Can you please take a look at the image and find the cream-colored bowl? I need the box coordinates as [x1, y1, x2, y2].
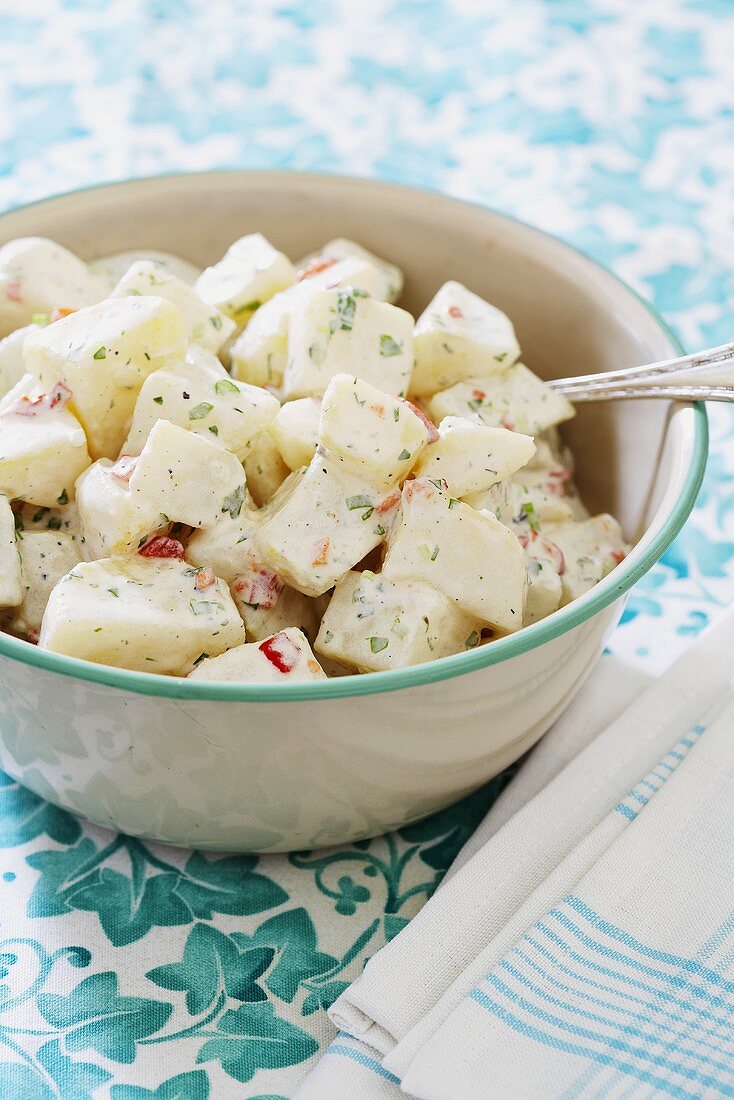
[0, 172, 707, 851]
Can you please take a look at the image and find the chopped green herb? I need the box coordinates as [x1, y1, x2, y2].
[189, 402, 214, 421]
[308, 344, 325, 365]
[323, 630, 334, 644]
[222, 485, 245, 519]
[107, 587, 119, 598]
[522, 501, 540, 532]
[369, 636, 389, 653]
[153, 395, 164, 405]
[209, 425, 219, 436]
[94, 627, 103, 632]
[93, 346, 106, 360]
[330, 289, 358, 333]
[393, 406, 400, 422]
[48, 517, 62, 531]
[56, 488, 69, 506]
[430, 545, 440, 561]
[31, 312, 49, 326]
[398, 449, 411, 461]
[467, 397, 484, 413]
[210, 315, 222, 331]
[214, 378, 239, 396]
[465, 631, 479, 648]
[346, 494, 372, 510]
[448, 497, 460, 509]
[374, 524, 386, 537]
[193, 652, 210, 665]
[379, 333, 403, 357]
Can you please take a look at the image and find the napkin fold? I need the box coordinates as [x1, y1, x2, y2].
[296, 609, 734, 1099]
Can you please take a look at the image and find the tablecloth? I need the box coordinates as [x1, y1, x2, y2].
[0, 1, 732, 1096]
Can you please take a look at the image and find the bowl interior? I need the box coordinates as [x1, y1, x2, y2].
[0, 172, 684, 546]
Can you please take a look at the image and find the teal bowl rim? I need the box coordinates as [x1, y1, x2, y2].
[0, 169, 708, 702]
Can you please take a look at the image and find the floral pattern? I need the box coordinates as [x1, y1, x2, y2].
[1, 0, 733, 1095]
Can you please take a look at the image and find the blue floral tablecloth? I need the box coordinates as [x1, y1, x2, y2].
[0, 1, 733, 1097]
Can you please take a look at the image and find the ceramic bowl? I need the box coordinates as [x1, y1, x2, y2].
[0, 172, 707, 851]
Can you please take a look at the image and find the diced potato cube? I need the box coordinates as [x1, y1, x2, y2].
[319, 374, 430, 488]
[0, 374, 91, 506]
[427, 364, 575, 435]
[76, 459, 162, 559]
[0, 495, 22, 607]
[284, 289, 414, 399]
[243, 431, 290, 507]
[16, 501, 85, 542]
[0, 237, 104, 337]
[545, 515, 629, 604]
[39, 556, 245, 675]
[229, 289, 296, 389]
[251, 459, 401, 597]
[24, 296, 188, 459]
[316, 571, 481, 672]
[0, 324, 39, 399]
[90, 250, 202, 292]
[270, 397, 321, 471]
[233, 582, 326, 646]
[188, 627, 325, 683]
[382, 478, 526, 632]
[112, 261, 235, 353]
[185, 498, 261, 584]
[410, 281, 520, 396]
[128, 420, 247, 531]
[123, 356, 279, 459]
[524, 558, 563, 625]
[298, 239, 403, 302]
[11, 530, 83, 635]
[412, 416, 535, 497]
[195, 234, 295, 325]
[466, 462, 583, 531]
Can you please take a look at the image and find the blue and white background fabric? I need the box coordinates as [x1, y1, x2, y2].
[0, 1, 732, 1096]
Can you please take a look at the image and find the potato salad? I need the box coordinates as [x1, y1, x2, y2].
[0, 233, 629, 683]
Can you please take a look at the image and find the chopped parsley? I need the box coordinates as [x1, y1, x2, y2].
[56, 488, 69, 506]
[398, 449, 411, 461]
[369, 636, 389, 653]
[222, 485, 245, 519]
[93, 346, 106, 360]
[189, 402, 214, 420]
[379, 334, 403, 357]
[153, 395, 164, 405]
[214, 378, 239, 396]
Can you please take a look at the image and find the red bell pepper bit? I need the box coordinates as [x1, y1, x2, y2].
[4, 281, 22, 303]
[259, 631, 300, 674]
[499, 415, 516, 431]
[12, 380, 73, 417]
[546, 467, 572, 496]
[401, 399, 439, 442]
[448, 305, 463, 318]
[311, 537, 330, 567]
[195, 566, 216, 590]
[138, 535, 186, 560]
[518, 528, 565, 575]
[610, 549, 626, 566]
[375, 488, 402, 513]
[110, 455, 138, 482]
[50, 307, 76, 322]
[27, 629, 40, 645]
[404, 477, 446, 502]
[233, 564, 284, 609]
[297, 256, 338, 281]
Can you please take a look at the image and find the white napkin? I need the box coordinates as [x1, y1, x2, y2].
[296, 610, 734, 1099]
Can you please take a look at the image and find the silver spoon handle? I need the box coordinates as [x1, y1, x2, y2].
[548, 340, 734, 402]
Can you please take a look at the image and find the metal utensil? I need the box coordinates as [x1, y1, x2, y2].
[548, 340, 734, 402]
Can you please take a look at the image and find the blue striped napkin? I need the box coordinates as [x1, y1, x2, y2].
[297, 611, 734, 1098]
